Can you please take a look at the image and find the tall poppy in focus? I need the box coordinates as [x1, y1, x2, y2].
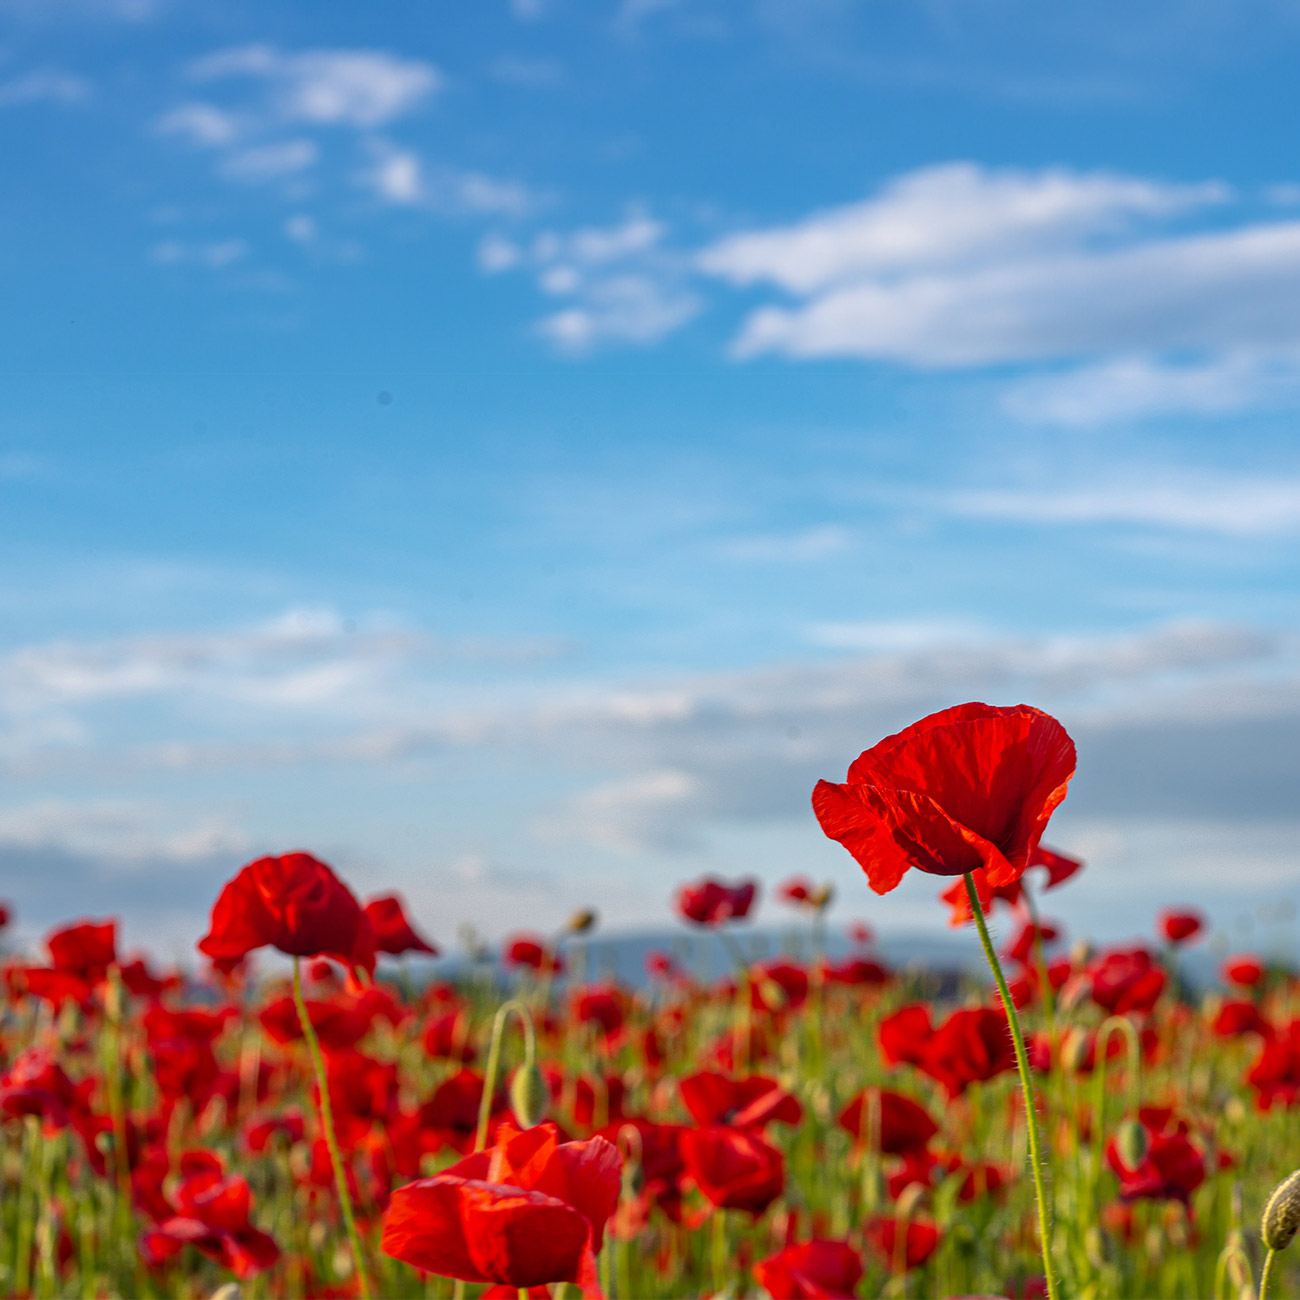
[380, 1120, 621, 1297]
[198, 852, 375, 976]
[812, 703, 1076, 894]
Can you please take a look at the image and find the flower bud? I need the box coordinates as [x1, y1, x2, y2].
[1059, 1026, 1091, 1074]
[809, 883, 834, 911]
[1114, 1119, 1150, 1171]
[895, 1181, 929, 1220]
[510, 1063, 551, 1129]
[1262, 1169, 1300, 1251]
[567, 908, 598, 935]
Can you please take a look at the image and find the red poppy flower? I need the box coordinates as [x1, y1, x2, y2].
[197, 853, 376, 976]
[1030, 843, 1083, 888]
[422, 1011, 476, 1063]
[939, 869, 1024, 926]
[364, 894, 438, 957]
[837, 1087, 938, 1156]
[679, 1072, 802, 1131]
[864, 1215, 942, 1271]
[573, 985, 628, 1039]
[821, 955, 891, 986]
[750, 959, 809, 1013]
[777, 875, 814, 905]
[918, 1007, 1018, 1098]
[1247, 1019, 1300, 1108]
[47, 919, 118, 978]
[1078, 947, 1166, 1015]
[812, 703, 1076, 894]
[505, 935, 565, 975]
[1105, 1126, 1205, 1205]
[846, 920, 874, 946]
[680, 1125, 785, 1215]
[380, 1121, 621, 1297]
[877, 1005, 934, 1068]
[140, 1153, 280, 1279]
[417, 1068, 507, 1155]
[1158, 909, 1204, 945]
[674, 876, 758, 926]
[752, 1238, 863, 1300]
[257, 993, 373, 1051]
[1002, 921, 1061, 967]
[1212, 1000, 1272, 1039]
[1223, 955, 1265, 988]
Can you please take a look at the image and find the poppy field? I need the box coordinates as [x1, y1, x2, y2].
[2, 702, 1298, 1299]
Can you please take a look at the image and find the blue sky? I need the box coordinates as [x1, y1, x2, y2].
[3, 0, 1300, 962]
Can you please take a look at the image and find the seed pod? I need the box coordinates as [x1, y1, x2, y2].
[1262, 1169, 1300, 1251]
[510, 1063, 551, 1129]
[1114, 1119, 1150, 1171]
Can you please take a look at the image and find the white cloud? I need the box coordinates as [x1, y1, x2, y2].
[944, 475, 1300, 536]
[188, 45, 440, 128]
[689, 161, 1300, 416]
[536, 274, 702, 351]
[149, 238, 249, 268]
[1003, 351, 1300, 426]
[284, 213, 317, 243]
[718, 524, 856, 561]
[0, 68, 90, 107]
[362, 141, 422, 203]
[504, 211, 699, 350]
[153, 102, 244, 147]
[219, 138, 318, 183]
[358, 141, 538, 216]
[700, 162, 1225, 294]
[805, 618, 989, 651]
[535, 769, 701, 852]
[728, 218, 1300, 366]
[477, 234, 522, 272]
[490, 56, 565, 87]
[0, 800, 250, 869]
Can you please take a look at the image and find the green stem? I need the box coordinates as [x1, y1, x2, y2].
[292, 957, 372, 1300]
[1261, 1247, 1278, 1300]
[476, 1000, 536, 1152]
[964, 871, 1059, 1300]
[711, 1210, 728, 1294]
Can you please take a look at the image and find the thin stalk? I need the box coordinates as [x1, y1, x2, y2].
[475, 999, 536, 1152]
[710, 1210, 728, 1295]
[292, 956, 372, 1300]
[964, 870, 1058, 1300]
[1261, 1247, 1278, 1300]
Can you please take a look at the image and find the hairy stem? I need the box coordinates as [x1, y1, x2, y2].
[965, 871, 1059, 1300]
[292, 957, 372, 1300]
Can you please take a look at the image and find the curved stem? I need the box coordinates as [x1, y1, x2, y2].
[1261, 1247, 1278, 1300]
[476, 999, 536, 1152]
[292, 957, 372, 1300]
[964, 871, 1059, 1300]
